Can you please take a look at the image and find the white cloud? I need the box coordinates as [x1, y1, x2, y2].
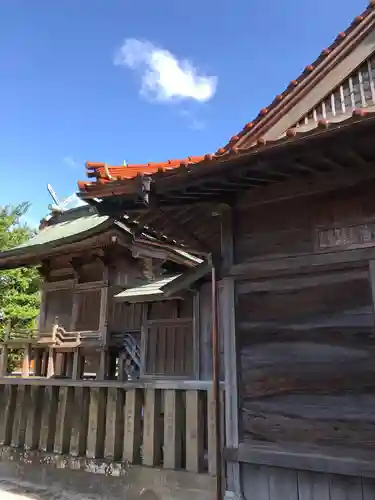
[114, 38, 217, 103]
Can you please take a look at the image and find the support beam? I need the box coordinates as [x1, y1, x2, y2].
[219, 205, 244, 500]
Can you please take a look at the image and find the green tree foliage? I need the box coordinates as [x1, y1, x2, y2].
[0, 203, 41, 369]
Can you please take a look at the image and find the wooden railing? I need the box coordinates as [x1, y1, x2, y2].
[0, 379, 219, 475]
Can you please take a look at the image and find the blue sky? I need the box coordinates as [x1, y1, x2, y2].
[0, 0, 365, 226]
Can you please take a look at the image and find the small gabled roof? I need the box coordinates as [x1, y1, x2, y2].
[216, 1, 375, 155]
[115, 259, 211, 303]
[0, 204, 203, 269]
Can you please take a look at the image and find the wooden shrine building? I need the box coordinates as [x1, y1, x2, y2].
[0, 203, 218, 500]
[76, 3, 375, 499]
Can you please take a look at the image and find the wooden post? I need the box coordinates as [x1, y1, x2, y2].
[0, 320, 11, 377]
[123, 388, 142, 463]
[0, 385, 17, 445]
[34, 349, 43, 376]
[72, 348, 83, 380]
[117, 352, 126, 381]
[185, 390, 204, 472]
[98, 349, 108, 380]
[163, 389, 183, 469]
[21, 344, 31, 377]
[39, 386, 59, 452]
[86, 387, 106, 459]
[219, 205, 244, 500]
[104, 388, 124, 461]
[47, 348, 56, 378]
[142, 389, 162, 466]
[11, 385, 30, 448]
[25, 386, 44, 450]
[70, 387, 90, 456]
[54, 387, 74, 454]
[65, 352, 74, 378]
[0, 345, 8, 377]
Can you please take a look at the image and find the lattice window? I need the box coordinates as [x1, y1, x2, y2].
[294, 51, 375, 128]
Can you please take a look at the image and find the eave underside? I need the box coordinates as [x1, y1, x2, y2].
[88, 116, 375, 254]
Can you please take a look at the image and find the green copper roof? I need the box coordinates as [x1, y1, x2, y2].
[0, 206, 115, 268]
[115, 275, 182, 302]
[16, 213, 110, 250]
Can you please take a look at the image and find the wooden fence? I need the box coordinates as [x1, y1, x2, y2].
[0, 379, 218, 475]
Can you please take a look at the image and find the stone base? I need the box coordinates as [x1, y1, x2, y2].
[0, 447, 216, 500]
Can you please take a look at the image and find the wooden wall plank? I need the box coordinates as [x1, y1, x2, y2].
[0, 385, 17, 446]
[11, 385, 30, 448]
[104, 388, 124, 461]
[86, 387, 107, 459]
[39, 386, 59, 452]
[297, 471, 330, 500]
[70, 387, 90, 457]
[185, 390, 204, 473]
[54, 387, 74, 454]
[123, 388, 142, 463]
[241, 464, 270, 500]
[207, 387, 218, 476]
[25, 386, 44, 450]
[268, 466, 299, 500]
[163, 389, 183, 469]
[142, 389, 162, 467]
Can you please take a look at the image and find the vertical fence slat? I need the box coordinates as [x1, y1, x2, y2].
[207, 387, 217, 476]
[104, 388, 124, 461]
[0, 385, 17, 445]
[185, 390, 205, 472]
[163, 389, 183, 469]
[39, 386, 59, 452]
[86, 387, 107, 459]
[21, 345, 31, 377]
[0, 345, 8, 376]
[143, 388, 162, 466]
[70, 387, 90, 457]
[123, 388, 142, 463]
[25, 386, 44, 450]
[11, 385, 30, 448]
[54, 386, 74, 454]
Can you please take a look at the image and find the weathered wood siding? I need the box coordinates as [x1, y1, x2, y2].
[43, 289, 73, 330]
[242, 463, 375, 500]
[235, 185, 375, 453]
[144, 298, 195, 377]
[235, 185, 375, 264]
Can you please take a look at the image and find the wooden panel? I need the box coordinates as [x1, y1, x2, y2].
[185, 390, 204, 472]
[108, 302, 143, 333]
[145, 321, 194, 377]
[142, 389, 162, 466]
[104, 387, 124, 461]
[238, 272, 375, 452]
[25, 386, 44, 450]
[75, 290, 101, 331]
[43, 288, 74, 330]
[0, 385, 17, 445]
[70, 387, 90, 457]
[86, 387, 106, 459]
[123, 388, 142, 463]
[235, 186, 375, 265]
[163, 389, 183, 469]
[11, 385, 31, 448]
[241, 464, 375, 500]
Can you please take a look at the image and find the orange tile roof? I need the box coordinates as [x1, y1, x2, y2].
[78, 2, 375, 197]
[78, 156, 208, 193]
[216, 0, 375, 154]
